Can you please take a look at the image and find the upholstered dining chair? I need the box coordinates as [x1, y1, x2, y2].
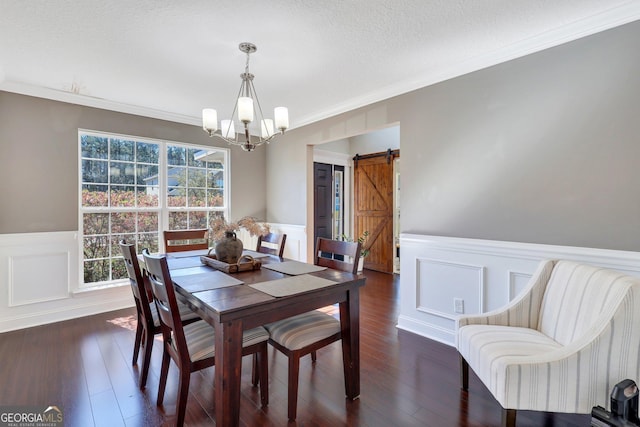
[256, 232, 287, 257]
[119, 241, 200, 389]
[163, 229, 209, 253]
[142, 249, 270, 427]
[264, 237, 362, 420]
[457, 260, 640, 427]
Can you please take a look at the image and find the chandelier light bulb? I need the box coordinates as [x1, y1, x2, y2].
[274, 107, 289, 131]
[202, 109, 218, 134]
[237, 97, 254, 123]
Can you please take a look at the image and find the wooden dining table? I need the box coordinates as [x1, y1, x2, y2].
[158, 250, 366, 427]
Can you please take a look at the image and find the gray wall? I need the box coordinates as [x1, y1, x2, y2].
[267, 20, 640, 251]
[0, 92, 267, 234]
[350, 126, 399, 154]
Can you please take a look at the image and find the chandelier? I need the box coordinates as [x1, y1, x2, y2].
[202, 42, 289, 152]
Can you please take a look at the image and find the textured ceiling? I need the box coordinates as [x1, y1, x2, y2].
[1, 1, 639, 129]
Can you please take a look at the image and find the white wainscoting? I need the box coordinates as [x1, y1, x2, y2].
[0, 232, 132, 333]
[0, 225, 308, 333]
[397, 234, 640, 347]
[236, 223, 306, 261]
[268, 223, 307, 261]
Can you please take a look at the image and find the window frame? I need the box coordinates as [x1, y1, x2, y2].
[77, 129, 229, 290]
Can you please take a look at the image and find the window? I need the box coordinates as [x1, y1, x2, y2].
[333, 168, 344, 239]
[79, 130, 228, 287]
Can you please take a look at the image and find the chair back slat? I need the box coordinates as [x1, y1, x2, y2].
[120, 241, 154, 319]
[314, 237, 361, 274]
[256, 232, 287, 257]
[142, 249, 188, 357]
[163, 229, 209, 253]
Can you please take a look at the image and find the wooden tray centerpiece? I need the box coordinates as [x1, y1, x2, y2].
[200, 251, 262, 274]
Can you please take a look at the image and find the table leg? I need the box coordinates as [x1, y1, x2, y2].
[214, 319, 243, 427]
[339, 287, 360, 399]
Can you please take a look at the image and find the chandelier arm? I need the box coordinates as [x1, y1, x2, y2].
[231, 80, 244, 120]
[218, 81, 244, 143]
[248, 79, 268, 132]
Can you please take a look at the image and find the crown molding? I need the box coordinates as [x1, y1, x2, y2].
[2, 4, 639, 130]
[0, 80, 201, 126]
[293, 4, 640, 128]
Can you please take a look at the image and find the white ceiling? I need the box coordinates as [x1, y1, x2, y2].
[1, 1, 639, 130]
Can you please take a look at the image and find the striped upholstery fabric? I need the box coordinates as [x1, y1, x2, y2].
[457, 259, 640, 414]
[538, 261, 630, 345]
[457, 260, 555, 332]
[148, 301, 200, 328]
[172, 321, 269, 362]
[265, 311, 340, 350]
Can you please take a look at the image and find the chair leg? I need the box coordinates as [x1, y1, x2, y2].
[311, 350, 317, 362]
[287, 353, 301, 421]
[501, 408, 516, 427]
[157, 350, 171, 405]
[459, 354, 469, 391]
[139, 326, 154, 389]
[175, 368, 191, 427]
[251, 353, 259, 387]
[132, 317, 143, 365]
[258, 344, 269, 407]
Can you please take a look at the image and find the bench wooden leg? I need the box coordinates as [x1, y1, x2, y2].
[459, 353, 469, 391]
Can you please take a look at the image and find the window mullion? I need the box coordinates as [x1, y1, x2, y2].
[159, 143, 168, 247]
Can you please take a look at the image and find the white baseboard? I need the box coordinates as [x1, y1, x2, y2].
[398, 234, 640, 346]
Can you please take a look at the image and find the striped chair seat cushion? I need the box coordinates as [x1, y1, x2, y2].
[265, 311, 340, 350]
[149, 301, 200, 327]
[458, 324, 562, 400]
[175, 321, 269, 362]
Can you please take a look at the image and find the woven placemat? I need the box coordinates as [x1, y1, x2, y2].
[173, 270, 243, 293]
[261, 261, 327, 275]
[249, 274, 336, 297]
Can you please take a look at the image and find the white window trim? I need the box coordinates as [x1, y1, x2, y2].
[77, 129, 229, 291]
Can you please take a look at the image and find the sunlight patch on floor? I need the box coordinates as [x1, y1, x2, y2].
[107, 315, 137, 331]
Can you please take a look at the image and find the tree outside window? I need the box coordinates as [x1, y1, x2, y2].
[79, 131, 228, 286]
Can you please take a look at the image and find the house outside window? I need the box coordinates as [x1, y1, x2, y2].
[79, 130, 228, 287]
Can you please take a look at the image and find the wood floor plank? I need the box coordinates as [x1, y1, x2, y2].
[89, 389, 126, 427]
[0, 270, 592, 426]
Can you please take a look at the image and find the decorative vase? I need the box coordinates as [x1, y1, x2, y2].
[215, 231, 244, 264]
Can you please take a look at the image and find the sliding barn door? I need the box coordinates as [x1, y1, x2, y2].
[354, 153, 396, 273]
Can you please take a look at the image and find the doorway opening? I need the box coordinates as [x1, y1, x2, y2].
[311, 125, 400, 274]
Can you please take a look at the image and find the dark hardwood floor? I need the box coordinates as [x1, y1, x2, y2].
[0, 270, 590, 426]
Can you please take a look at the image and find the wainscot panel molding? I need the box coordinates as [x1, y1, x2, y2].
[0, 231, 133, 333]
[269, 223, 307, 261]
[398, 234, 640, 346]
[236, 223, 306, 262]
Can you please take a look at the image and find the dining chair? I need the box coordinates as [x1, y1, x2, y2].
[163, 229, 209, 253]
[264, 237, 362, 420]
[142, 249, 270, 427]
[256, 232, 287, 257]
[119, 241, 201, 389]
